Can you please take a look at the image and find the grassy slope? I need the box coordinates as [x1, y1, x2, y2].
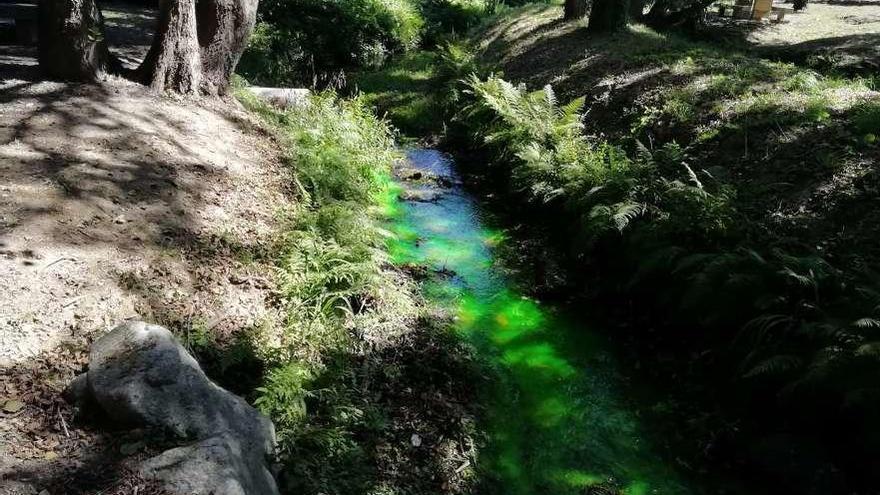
[353, 51, 444, 137]
[465, 6, 880, 493]
[476, 6, 880, 266]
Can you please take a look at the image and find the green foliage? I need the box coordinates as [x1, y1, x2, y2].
[852, 101, 880, 145]
[458, 6, 880, 486]
[239, 0, 424, 86]
[354, 51, 443, 135]
[353, 41, 489, 136]
[454, 72, 880, 476]
[255, 363, 313, 441]
[435, 41, 491, 117]
[459, 75, 734, 247]
[418, 0, 493, 45]
[235, 89, 426, 492]
[237, 0, 498, 87]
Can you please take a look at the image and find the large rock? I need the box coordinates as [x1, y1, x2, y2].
[69, 321, 279, 495]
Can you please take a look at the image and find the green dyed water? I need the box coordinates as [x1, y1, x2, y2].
[385, 149, 695, 495]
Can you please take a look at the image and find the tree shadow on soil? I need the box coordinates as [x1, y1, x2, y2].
[762, 33, 880, 75]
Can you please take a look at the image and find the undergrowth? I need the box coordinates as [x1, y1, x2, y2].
[232, 82, 482, 495]
[436, 24, 880, 491]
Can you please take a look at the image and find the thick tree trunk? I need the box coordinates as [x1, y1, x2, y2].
[563, 0, 588, 21]
[588, 0, 629, 33]
[38, 0, 113, 80]
[138, 0, 202, 94]
[197, 0, 258, 94]
[137, 0, 257, 95]
[645, 0, 670, 24]
[645, 0, 714, 30]
[629, 0, 647, 20]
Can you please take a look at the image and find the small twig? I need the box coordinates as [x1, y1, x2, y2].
[41, 256, 77, 272]
[58, 407, 70, 438]
[62, 295, 85, 308]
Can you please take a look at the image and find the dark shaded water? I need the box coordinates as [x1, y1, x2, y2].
[384, 148, 698, 494]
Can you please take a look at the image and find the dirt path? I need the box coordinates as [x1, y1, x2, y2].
[0, 48, 287, 493]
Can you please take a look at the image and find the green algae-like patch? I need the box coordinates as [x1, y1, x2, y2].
[386, 148, 695, 495]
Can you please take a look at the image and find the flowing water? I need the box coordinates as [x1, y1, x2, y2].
[385, 148, 696, 495]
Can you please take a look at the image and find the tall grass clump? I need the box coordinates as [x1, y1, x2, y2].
[235, 86, 422, 492]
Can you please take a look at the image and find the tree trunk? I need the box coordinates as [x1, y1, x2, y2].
[645, 0, 670, 24]
[629, 0, 647, 20]
[645, 0, 714, 30]
[197, 0, 258, 94]
[137, 0, 257, 95]
[138, 0, 202, 94]
[563, 0, 588, 21]
[38, 0, 114, 80]
[588, 0, 629, 33]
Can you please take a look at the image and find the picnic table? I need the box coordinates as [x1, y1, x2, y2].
[0, 0, 38, 44]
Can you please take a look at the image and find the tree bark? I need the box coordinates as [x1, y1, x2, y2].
[563, 0, 588, 21]
[645, 0, 714, 30]
[137, 0, 257, 95]
[629, 0, 647, 20]
[197, 0, 258, 94]
[587, 0, 629, 33]
[38, 0, 114, 80]
[138, 0, 202, 94]
[645, 0, 670, 24]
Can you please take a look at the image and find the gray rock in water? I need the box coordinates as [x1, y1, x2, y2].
[69, 321, 279, 495]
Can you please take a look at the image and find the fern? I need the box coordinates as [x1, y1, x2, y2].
[611, 201, 647, 232]
[743, 354, 804, 378]
[854, 317, 880, 329]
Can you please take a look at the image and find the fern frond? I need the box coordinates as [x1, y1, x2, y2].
[853, 317, 880, 330]
[740, 313, 796, 343]
[610, 201, 646, 232]
[743, 354, 803, 378]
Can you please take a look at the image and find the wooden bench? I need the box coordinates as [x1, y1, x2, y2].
[0, 0, 38, 45]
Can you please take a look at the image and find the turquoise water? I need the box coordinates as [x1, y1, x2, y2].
[386, 148, 695, 494]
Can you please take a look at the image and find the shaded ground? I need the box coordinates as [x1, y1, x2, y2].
[101, 1, 158, 69]
[0, 39, 286, 495]
[708, 1, 880, 73]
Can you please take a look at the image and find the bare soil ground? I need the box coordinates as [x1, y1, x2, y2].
[0, 44, 287, 494]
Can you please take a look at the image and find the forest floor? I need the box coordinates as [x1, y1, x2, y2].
[0, 39, 288, 494]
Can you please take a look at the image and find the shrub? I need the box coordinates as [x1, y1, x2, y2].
[236, 89, 421, 492]
[239, 0, 425, 86]
[852, 101, 880, 145]
[459, 75, 734, 248]
[418, 0, 491, 45]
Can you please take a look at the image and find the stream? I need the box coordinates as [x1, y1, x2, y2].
[386, 148, 696, 495]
